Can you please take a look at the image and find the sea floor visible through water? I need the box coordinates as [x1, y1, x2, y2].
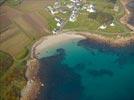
[37, 38, 134, 100]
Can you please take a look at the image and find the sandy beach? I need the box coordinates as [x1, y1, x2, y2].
[21, 33, 85, 100]
[21, 1, 134, 99]
[32, 33, 86, 58]
[21, 32, 134, 100]
[21, 31, 134, 100]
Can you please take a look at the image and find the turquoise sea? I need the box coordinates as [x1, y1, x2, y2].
[37, 38, 134, 100]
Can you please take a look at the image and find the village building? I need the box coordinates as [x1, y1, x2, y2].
[54, 17, 61, 22]
[99, 25, 107, 29]
[87, 4, 96, 13]
[59, 7, 67, 14]
[110, 22, 115, 27]
[67, 4, 73, 9]
[57, 21, 64, 27]
[82, 4, 88, 10]
[70, 0, 81, 3]
[68, 0, 81, 22]
[52, 28, 59, 34]
[69, 14, 77, 22]
[47, 6, 59, 15]
[54, 1, 61, 9]
[54, 17, 64, 27]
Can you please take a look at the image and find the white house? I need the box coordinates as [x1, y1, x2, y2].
[70, 0, 75, 2]
[60, 8, 67, 14]
[110, 23, 115, 27]
[89, 4, 94, 8]
[67, 4, 73, 9]
[69, 14, 76, 22]
[54, 17, 64, 27]
[51, 9, 59, 15]
[52, 28, 58, 34]
[55, 17, 60, 22]
[48, 6, 59, 15]
[47, 6, 53, 10]
[57, 21, 64, 27]
[70, 0, 78, 3]
[87, 4, 96, 13]
[99, 25, 107, 29]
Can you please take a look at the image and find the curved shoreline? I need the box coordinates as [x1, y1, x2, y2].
[120, 0, 134, 31]
[77, 32, 134, 47]
[21, 1, 134, 99]
[20, 31, 134, 100]
[20, 33, 86, 100]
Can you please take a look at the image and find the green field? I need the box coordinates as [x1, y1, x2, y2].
[0, 51, 14, 77]
[0, 0, 52, 99]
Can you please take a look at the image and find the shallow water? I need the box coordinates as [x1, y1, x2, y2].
[37, 39, 134, 100]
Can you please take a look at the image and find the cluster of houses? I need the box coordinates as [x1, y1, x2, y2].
[67, 0, 96, 22]
[47, 0, 116, 34]
[68, 0, 81, 22]
[52, 17, 64, 34]
[82, 3, 96, 13]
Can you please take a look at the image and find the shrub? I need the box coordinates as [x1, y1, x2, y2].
[88, 11, 114, 25]
[15, 48, 29, 60]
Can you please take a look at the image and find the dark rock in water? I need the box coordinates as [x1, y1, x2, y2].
[114, 54, 134, 68]
[87, 68, 114, 77]
[114, 55, 127, 66]
[38, 49, 84, 100]
[56, 48, 65, 55]
[36, 39, 134, 100]
[78, 39, 134, 57]
[77, 39, 116, 53]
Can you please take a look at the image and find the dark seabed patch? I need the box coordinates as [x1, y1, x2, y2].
[38, 48, 84, 100]
[87, 68, 114, 77]
[37, 39, 134, 100]
[77, 39, 134, 68]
